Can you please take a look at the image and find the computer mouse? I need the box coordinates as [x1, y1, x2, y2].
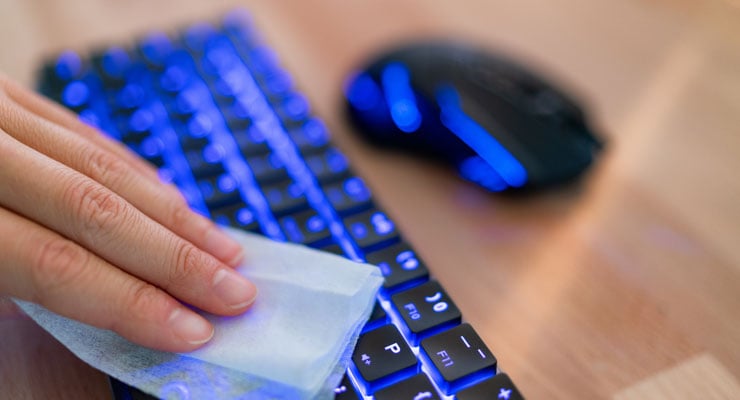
[343, 41, 603, 192]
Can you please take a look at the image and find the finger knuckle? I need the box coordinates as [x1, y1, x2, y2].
[64, 179, 127, 234]
[169, 241, 203, 288]
[115, 281, 172, 326]
[86, 149, 130, 187]
[30, 238, 89, 302]
[167, 201, 196, 232]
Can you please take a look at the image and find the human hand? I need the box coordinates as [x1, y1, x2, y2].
[0, 75, 257, 352]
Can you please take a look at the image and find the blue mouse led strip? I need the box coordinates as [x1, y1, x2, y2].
[436, 86, 528, 188]
[381, 63, 422, 133]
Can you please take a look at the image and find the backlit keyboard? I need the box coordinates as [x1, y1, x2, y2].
[37, 10, 524, 400]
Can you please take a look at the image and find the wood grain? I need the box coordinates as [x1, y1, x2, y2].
[1, 0, 738, 398]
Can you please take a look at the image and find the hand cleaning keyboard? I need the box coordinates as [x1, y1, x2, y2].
[37, 9, 524, 400]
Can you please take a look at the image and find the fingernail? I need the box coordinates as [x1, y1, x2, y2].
[212, 268, 257, 309]
[169, 308, 214, 345]
[204, 227, 244, 267]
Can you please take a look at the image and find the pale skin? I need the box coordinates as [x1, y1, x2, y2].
[0, 74, 257, 352]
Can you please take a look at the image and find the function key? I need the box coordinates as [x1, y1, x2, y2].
[391, 281, 461, 342]
[278, 209, 331, 246]
[351, 324, 417, 392]
[365, 242, 429, 292]
[210, 202, 261, 233]
[323, 176, 372, 216]
[333, 374, 361, 400]
[343, 209, 399, 251]
[456, 373, 525, 400]
[420, 324, 497, 394]
[373, 374, 441, 400]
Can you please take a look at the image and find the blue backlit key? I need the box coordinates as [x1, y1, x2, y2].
[343, 209, 398, 251]
[363, 300, 388, 333]
[391, 281, 461, 343]
[261, 179, 308, 216]
[333, 374, 361, 400]
[323, 176, 372, 216]
[456, 373, 524, 400]
[365, 242, 429, 292]
[246, 152, 289, 184]
[197, 173, 242, 209]
[420, 323, 497, 394]
[351, 324, 417, 392]
[288, 118, 329, 155]
[373, 374, 441, 400]
[185, 146, 227, 178]
[305, 146, 350, 183]
[278, 209, 331, 246]
[234, 125, 271, 156]
[210, 202, 260, 233]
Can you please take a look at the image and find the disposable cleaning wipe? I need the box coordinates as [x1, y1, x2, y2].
[15, 227, 383, 399]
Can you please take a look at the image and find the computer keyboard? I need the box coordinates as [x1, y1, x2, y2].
[37, 9, 524, 400]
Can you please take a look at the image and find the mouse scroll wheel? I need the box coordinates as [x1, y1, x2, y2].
[530, 90, 564, 117]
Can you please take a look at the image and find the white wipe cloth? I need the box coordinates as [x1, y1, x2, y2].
[14, 227, 382, 399]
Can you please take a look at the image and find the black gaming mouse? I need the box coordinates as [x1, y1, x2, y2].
[343, 41, 603, 192]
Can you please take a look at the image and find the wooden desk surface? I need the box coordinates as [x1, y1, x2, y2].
[1, 0, 739, 398]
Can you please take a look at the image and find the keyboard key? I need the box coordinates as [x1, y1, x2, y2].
[333, 374, 361, 400]
[185, 147, 227, 178]
[314, 242, 344, 256]
[365, 242, 429, 292]
[234, 125, 271, 156]
[391, 281, 461, 341]
[456, 373, 524, 400]
[278, 209, 331, 246]
[343, 209, 399, 251]
[373, 374, 441, 400]
[352, 324, 417, 392]
[305, 146, 350, 183]
[420, 324, 497, 394]
[362, 300, 388, 333]
[288, 118, 330, 154]
[261, 179, 308, 216]
[197, 173, 242, 209]
[323, 176, 372, 216]
[210, 202, 260, 232]
[246, 152, 290, 184]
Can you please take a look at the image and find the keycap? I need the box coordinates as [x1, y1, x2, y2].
[363, 301, 388, 333]
[456, 373, 524, 400]
[185, 147, 227, 178]
[305, 146, 350, 183]
[323, 176, 372, 216]
[233, 125, 271, 156]
[333, 374, 360, 400]
[288, 117, 330, 155]
[365, 242, 428, 291]
[246, 152, 290, 184]
[420, 324, 497, 394]
[261, 179, 308, 216]
[343, 209, 399, 251]
[351, 324, 417, 392]
[197, 173, 242, 209]
[373, 374, 441, 400]
[278, 209, 331, 246]
[391, 281, 461, 341]
[314, 242, 344, 256]
[210, 202, 260, 232]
